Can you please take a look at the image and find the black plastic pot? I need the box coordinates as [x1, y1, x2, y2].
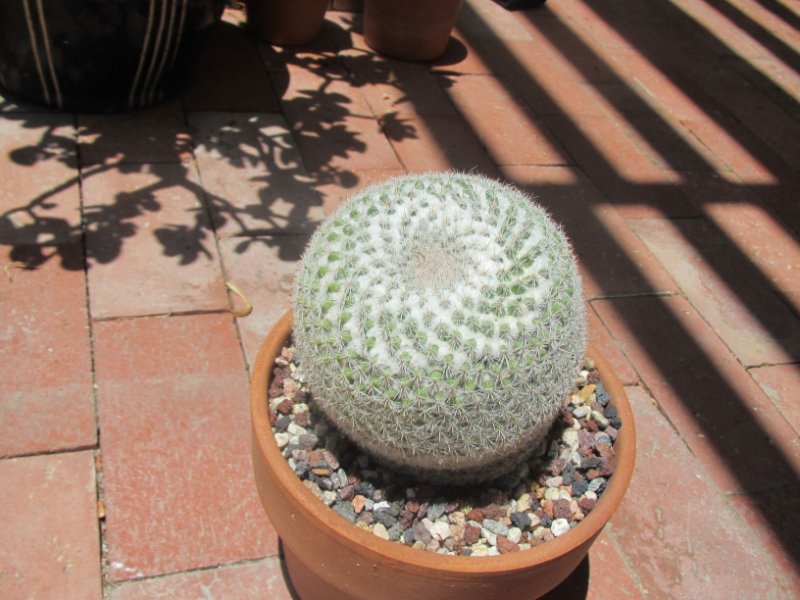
[0, 0, 225, 113]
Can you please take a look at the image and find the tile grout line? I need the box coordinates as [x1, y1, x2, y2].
[74, 111, 113, 598]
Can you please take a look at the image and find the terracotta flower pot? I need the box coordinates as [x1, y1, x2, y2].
[246, 0, 329, 46]
[362, 0, 463, 62]
[250, 311, 636, 600]
[0, 0, 224, 113]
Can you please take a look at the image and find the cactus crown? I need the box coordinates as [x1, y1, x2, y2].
[293, 173, 586, 483]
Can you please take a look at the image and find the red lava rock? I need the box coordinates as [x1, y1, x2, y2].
[269, 368, 285, 398]
[294, 411, 309, 427]
[584, 419, 599, 432]
[597, 444, 615, 461]
[496, 535, 520, 554]
[466, 508, 484, 522]
[482, 503, 506, 520]
[591, 401, 604, 412]
[578, 497, 596, 513]
[541, 499, 554, 520]
[406, 500, 421, 514]
[308, 450, 325, 467]
[352, 495, 366, 514]
[338, 485, 355, 501]
[357, 511, 375, 525]
[417, 502, 429, 519]
[320, 448, 340, 470]
[552, 499, 572, 519]
[276, 398, 294, 415]
[464, 523, 482, 545]
[399, 510, 415, 529]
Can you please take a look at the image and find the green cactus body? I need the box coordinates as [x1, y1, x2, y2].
[293, 173, 586, 483]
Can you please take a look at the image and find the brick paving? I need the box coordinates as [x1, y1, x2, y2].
[1, 0, 798, 597]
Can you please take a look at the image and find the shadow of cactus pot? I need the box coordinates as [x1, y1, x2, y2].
[0, 0, 225, 113]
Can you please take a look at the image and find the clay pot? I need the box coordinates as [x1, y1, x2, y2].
[246, 0, 329, 46]
[0, 0, 225, 113]
[362, 0, 463, 62]
[250, 310, 636, 600]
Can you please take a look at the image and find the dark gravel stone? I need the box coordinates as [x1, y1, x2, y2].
[297, 433, 319, 449]
[332, 502, 357, 523]
[292, 460, 309, 478]
[355, 481, 375, 498]
[510, 512, 531, 529]
[581, 457, 602, 470]
[427, 501, 448, 521]
[610, 416, 623, 429]
[540, 514, 552, 527]
[413, 521, 432, 544]
[375, 511, 398, 529]
[402, 527, 415, 544]
[338, 484, 355, 501]
[274, 415, 291, 432]
[571, 479, 589, 496]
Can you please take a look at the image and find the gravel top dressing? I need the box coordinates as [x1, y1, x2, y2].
[267, 343, 622, 557]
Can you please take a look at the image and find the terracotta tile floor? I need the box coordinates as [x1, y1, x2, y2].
[1, 0, 798, 597]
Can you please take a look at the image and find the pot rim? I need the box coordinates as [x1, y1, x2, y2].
[250, 310, 635, 576]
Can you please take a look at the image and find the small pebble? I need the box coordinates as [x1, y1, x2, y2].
[274, 432, 290, 449]
[551, 518, 571, 537]
[573, 406, 591, 419]
[373, 523, 390, 540]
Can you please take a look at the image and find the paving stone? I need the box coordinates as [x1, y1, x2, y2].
[542, 113, 699, 219]
[189, 112, 325, 236]
[94, 314, 278, 581]
[679, 175, 800, 294]
[501, 166, 678, 299]
[0, 452, 101, 600]
[344, 52, 456, 116]
[78, 101, 191, 165]
[279, 69, 402, 174]
[442, 74, 569, 167]
[631, 217, 800, 366]
[0, 244, 95, 457]
[585, 531, 644, 600]
[0, 114, 80, 246]
[219, 234, 309, 367]
[182, 21, 280, 112]
[385, 113, 499, 176]
[593, 295, 800, 494]
[109, 558, 294, 600]
[610, 385, 795, 598]
[750, 364, 800, 435]
[730, 484, 800, 597]
[82, 163, 228, 319]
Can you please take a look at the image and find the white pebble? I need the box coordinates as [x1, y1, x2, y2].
[429, 521, 453, 541]
[507, 527, 522, 544]
[488, 547, 501, 556]
[274, 432, 290, 449]
[561, 430, 579, 447]
[481, 528, 497, 546]
[321, 491, 337, 506]
[551, 518, 571, 537]
[373, 523, 390, 540]
[544, 487, 561, 501]
[591, 410, 610, 428]
[287, 422, 307, 436]
[584, 491, 598, 501]
[470, 543, 489, 557]
[373, 501, 390, 511]
[573, 406, 591, 419]
[292, 403, 309, 415]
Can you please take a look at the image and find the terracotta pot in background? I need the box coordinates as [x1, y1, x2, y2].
[246, 0, 329, 46]
[363, 0, 463, 62]
[250, 311, 636, 600]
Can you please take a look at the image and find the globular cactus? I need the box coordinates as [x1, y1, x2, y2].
[293, 173, 586, 483]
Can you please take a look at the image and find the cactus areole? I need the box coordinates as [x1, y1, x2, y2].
[293, 173, 586, 483]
